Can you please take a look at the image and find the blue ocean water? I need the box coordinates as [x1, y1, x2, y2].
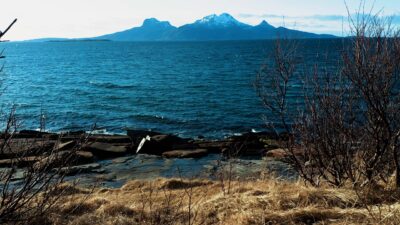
[0, 40, 341, 138]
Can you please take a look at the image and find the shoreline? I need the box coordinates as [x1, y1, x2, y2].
[0, 129, 294, 188]
[19, 126, 270, 141]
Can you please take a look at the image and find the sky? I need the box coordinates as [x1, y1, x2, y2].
[1, 0, 400, 41]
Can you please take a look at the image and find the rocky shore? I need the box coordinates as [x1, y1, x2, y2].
[0, 129, 296, 187]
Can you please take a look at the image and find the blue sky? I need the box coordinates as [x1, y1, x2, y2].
[1, 0, 400, 40]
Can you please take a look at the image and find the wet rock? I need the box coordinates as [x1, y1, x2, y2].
[136, 134, 187, 155]
[223, 147, 266, 158]
[15, 130, 50, 138]
[171, 142, 199, 150]
[88, 135, 132, 144]
[60, 134, 85, 142]
[0, 156, 43, 168]
[96, 173, 117, 182]
[112, 156, 134, 164]
[86, 142, 128, 158]
[162, 149, 209, 158]
[18, 130, 59, 140]
[56, 163, 102, 176]
[194, 141, 233, 153]
[11, 170, 26, 181]
[33, 151, 94, 170]
[0, 139, 56, 159]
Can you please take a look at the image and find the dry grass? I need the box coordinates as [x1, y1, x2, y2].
[40, 178, 400, 225]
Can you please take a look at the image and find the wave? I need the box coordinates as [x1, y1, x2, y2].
[89, 81, 137, 89]
[130, 114, 186, 125]
[104, 95, 129, 100]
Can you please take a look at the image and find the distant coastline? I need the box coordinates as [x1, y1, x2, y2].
[46, 39, 111, 43]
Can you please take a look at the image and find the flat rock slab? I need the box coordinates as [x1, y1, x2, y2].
[0, 139, 56, 159]
[112, 156, 134, 164]
[194, 141, 233, 153]
[264, 148, 303, 160]
[34, 151, 94, 170]
[56, 163, 102, 176]
[0, 156, 43, 168]
[88, 135, 132, 144]
[86, 142, 128, 158]
[162, 149, 209, 158]
[55, 140, 76, 151]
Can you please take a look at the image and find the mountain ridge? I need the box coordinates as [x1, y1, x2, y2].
[24, 13, 336, 42]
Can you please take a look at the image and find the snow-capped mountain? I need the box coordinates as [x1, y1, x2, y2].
[95, 13, 334, 41]
[194, 13, 250, 27]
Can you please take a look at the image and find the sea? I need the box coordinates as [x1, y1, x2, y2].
[0, 39, 342, 139]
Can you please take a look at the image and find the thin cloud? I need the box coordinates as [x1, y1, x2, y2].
[311, 15, 344, 21]
[238, 13, 400, 24]
[237, 13, 345, 21]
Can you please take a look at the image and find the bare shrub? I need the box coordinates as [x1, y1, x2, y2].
[256, 7, 400, 188]
[0, 20, 93, 224]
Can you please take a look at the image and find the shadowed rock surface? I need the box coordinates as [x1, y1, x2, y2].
[136, 134, 190, 155]
[162, 149, 209, 158]
[85, 142, 129, 158]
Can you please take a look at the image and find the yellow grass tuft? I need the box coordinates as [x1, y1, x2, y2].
[42, 178, 400, 225]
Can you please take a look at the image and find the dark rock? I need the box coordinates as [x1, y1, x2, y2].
[162, 149, 209, 158]
[126, 129, 160, 143]
[0, 156, 43, 168]
[12, 130, 60, 140]
[230, 133, 266, 149]
[127, 130, 163, 150]
[18, 130, 49, 137]
[194, 140, 233, 153]
[136, 134, 187, 155]
[85, 142, 128, 158]
[0, 139, 56, 159]
[60, 134, 85, 142]
[69, 130, 86, 135]
[33, 151, 94, 170]
[88, 135, 132, 144]
[223, 132, 274, 157]
[171, 142, 199, 150]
